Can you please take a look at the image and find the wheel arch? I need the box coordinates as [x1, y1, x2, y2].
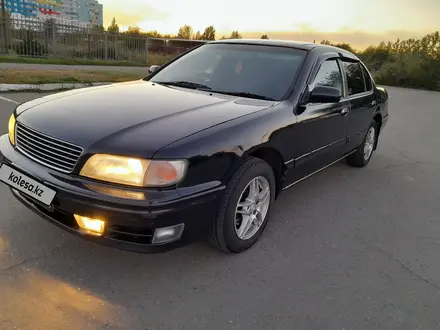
[240, 146, 286, 198]
[221, 144, 286, 198]
[373, 112, 383, 150]
[249, 147, 285, 197]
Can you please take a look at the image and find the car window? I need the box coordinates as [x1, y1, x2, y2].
[149, 43, 307, 101]
[311, 59, 343, 94]
[343, 61, 366, 96]
[361, 65, 373, 91]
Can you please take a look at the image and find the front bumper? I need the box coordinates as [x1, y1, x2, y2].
[0, 135, 224, 253]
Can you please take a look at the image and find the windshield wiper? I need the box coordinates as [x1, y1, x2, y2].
[154, 81, 275, 101]
[201, 90, 276, 101]
[153, 80, 212, 90]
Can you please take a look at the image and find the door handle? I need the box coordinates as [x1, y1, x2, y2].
[371, 101, 377, 107]
[341, 108, 349, 116]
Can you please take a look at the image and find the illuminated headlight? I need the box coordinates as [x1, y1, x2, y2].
[80, 154, 188, 187]
[8, 114, 16, 145]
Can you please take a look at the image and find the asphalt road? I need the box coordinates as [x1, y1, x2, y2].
[0, 87, 440, 330]
[0, 62, 148, 74]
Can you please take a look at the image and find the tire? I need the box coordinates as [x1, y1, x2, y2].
[209, 157, 276, 253]
[346, 120, 378, 167]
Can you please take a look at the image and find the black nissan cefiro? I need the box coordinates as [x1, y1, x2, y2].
[0, 40, 389, 253]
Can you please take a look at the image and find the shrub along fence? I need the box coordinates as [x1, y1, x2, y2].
[0, 17, 207, 65]
[358, 32, 440, 91]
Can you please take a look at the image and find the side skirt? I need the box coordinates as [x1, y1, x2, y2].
[282, 149, 357, 191]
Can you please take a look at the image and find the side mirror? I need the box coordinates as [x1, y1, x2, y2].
[309, 85, 342, 103]
[148, 65, 160, 74]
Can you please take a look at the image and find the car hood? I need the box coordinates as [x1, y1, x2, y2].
[16, 80, 275, 158]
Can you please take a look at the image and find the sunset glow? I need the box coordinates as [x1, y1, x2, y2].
[101, 0, 438, 48]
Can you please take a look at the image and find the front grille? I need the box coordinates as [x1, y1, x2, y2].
[16, 122, 83, 173]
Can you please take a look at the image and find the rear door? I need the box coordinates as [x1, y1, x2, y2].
[342, 60, 377, 149]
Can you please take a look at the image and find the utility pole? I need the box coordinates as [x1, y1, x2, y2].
[1, 0, 8, 54]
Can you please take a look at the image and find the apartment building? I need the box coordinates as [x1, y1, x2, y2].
[60, 0, 80, 21]
[5, 0, 103, 27]
[83, 0, 102, 26]
[4, 0, 38, 17]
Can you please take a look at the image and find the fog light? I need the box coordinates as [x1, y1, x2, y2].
[74, 214, 105, 236]
[152, 224, 184, 244]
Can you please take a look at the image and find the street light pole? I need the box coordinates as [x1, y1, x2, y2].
[1, 0, 8, 54]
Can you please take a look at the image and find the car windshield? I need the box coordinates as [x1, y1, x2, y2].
[148, 43, 307, 101]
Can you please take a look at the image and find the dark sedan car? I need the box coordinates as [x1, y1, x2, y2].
[0, 39, 388, 253]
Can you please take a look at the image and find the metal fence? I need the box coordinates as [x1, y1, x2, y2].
[0, 17, 207, 64]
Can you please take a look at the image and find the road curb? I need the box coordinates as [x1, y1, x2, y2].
[0, 82, 112, 92]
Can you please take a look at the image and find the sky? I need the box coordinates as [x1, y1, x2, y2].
[100, 0, 440, 49]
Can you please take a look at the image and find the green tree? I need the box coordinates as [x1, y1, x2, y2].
[230, 30, 242, 39]
[0, 9, 11, 53]
[107, 17, 119, 34]
[92, 25, 105, 33]
[127, 25, 141, 35]
[177, 24, 193, 39]
[0, 8, 11, 19]
[261, 34, 269, 39]
[357, 31, 440, 91]
[333, 43, 355, 53]
[145, 30, 163, 38]
[202, 25, 216, 40]
[320, 40, 355, 53]
[194, 30, 202, 40]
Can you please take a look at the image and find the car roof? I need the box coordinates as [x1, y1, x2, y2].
[208, 39, 359, 60]
[210, 38, 317, 50]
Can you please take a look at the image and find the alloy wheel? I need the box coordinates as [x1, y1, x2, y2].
[363, 126, 376, 161]
[234, 176, 271, 240]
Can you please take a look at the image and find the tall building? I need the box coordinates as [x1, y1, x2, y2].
[77, 0, 103, 27]
[4, 0, 38, 17]
[5, 0, 103, 27]
[78, 0, 89, 24]
[60, 0, 80, 21]
[36, 0, 62, 19]
[87, 0, 102, 26]
[97, 3, 103, 27]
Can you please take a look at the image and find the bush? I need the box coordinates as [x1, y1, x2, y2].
[14, 39, 47, 57]
[358, 32, 440, 91]
[147, 52, 176, 66]
[373, 53, 440, 91]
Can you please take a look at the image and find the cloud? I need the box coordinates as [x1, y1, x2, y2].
[99, 0, 438, 47]
[104, 1, 168, 27]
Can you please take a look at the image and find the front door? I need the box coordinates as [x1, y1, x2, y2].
[285, 57, 350, 184]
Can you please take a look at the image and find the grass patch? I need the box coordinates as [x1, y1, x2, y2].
[0, 56, 147, 67]
[0, 69, 146, 84]
[147, 53, 176, 66]
[0, 53, 177, 67]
